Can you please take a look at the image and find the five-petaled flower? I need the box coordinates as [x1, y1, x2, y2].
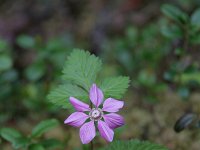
[64, 84, 125, 144]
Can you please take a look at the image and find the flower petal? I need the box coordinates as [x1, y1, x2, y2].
[70, 97, 91, 112]
[80, 121, 96, 144]
[89, 84, 104, 107]
[64, 112, 89, 127]
[97, 120, 114, 142]
[102, 98, 124, 112]
[103, 113, 125, 129]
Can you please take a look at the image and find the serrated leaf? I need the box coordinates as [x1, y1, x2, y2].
[161, 4, 188, 23]
[0, 128, 22, 143]
[100, 76, 130, 99]
[47, 84, 88, 108]
[191, 8, 200, 27]
[31, 119, 59, 138]
[62, 49, 102, 91]
[99, 140, 169, 150]
[29, 144, 45, 150]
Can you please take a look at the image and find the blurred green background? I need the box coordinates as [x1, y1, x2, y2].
[1, 0, 200, 149]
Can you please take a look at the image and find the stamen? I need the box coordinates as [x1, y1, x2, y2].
[89, 108, 103, 121]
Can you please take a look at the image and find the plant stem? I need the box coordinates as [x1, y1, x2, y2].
[91, 141, 94, 150]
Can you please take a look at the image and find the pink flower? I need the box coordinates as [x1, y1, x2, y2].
[64, 84, 125, 144]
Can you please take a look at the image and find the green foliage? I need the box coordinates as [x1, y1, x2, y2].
[0, 128, 22, 144]
[3, 2, 200, 149]
[13, 137, 30, 149]
[177, 87, 190, 99]
[29, 144, 45, 150]
[0, 128, 29, 149]
[16, 35, 35, 49]
[31, 119, 59, 138]
[161, 24, 182, 39]
[136, 71, 156, 87]
[99, 140, 169, 150]
[100, 76, 130, 99]
[0, 39, 9, 51]
[48, 49, 130, 109]
[0, 55, 12, 71]
[160, 4, 200, 100]
[24, 63, 45, 81]
[0, 35, 76, 125]
[179, 72, 200, 84]
[191, 8, 200, 27]
[39, 138, 63, 149]
[161, 4, 188, 23]
[47, 84, 88, 108]
[62, 49, 102, 91]
[0, 119, 62, 149]
[102, 24, 169, 102]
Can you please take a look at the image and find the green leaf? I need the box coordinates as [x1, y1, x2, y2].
[0, 39, 9, 52]
[40, 138, 63, 149]
[24, 63, 45, 81]
[62, 49, 102, 91]
[179, 72, 200, 84]
[0, 55, 12, 71]
[13, 137, 29, 149]
[47, 84, 88, 108]
[1, 69, 18, 82]
[190, 33, 200, 44]
[0, 128, 29, 149]
[99, 140, 169, 150]
[161, 24, 182, 39]
[31, 119, 59, 138]
[191, 8, 200, 27]
[0, 128, 22, 143]
[137, 71, 156, 87]
[16, 35, 35, 49]
[29, 144, 45, 150]
[100, 76, 130, 99]
[178, 87, 190, 99]
[161, 4, 188, 23]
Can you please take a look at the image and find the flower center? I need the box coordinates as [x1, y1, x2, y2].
[89, 108, 103, 121]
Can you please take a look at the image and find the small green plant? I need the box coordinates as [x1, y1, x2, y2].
[48, 49, 130, 109]
[161, 4, 200, 99]
[48, 49, 169, 149]
[0, 119, 63, 150]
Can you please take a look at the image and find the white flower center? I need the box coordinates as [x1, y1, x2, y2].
[89, 108, 103, 121]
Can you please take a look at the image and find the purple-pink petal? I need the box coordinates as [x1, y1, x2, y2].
[102, 98, 124, 112]
[80, 121, 96, 144]
[70, 97, 91, 112]
[97, 120, 114, 142]
[103, 113, 125, 129]
[64, 112, 89, 127]
[89, 84, 104, 107]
